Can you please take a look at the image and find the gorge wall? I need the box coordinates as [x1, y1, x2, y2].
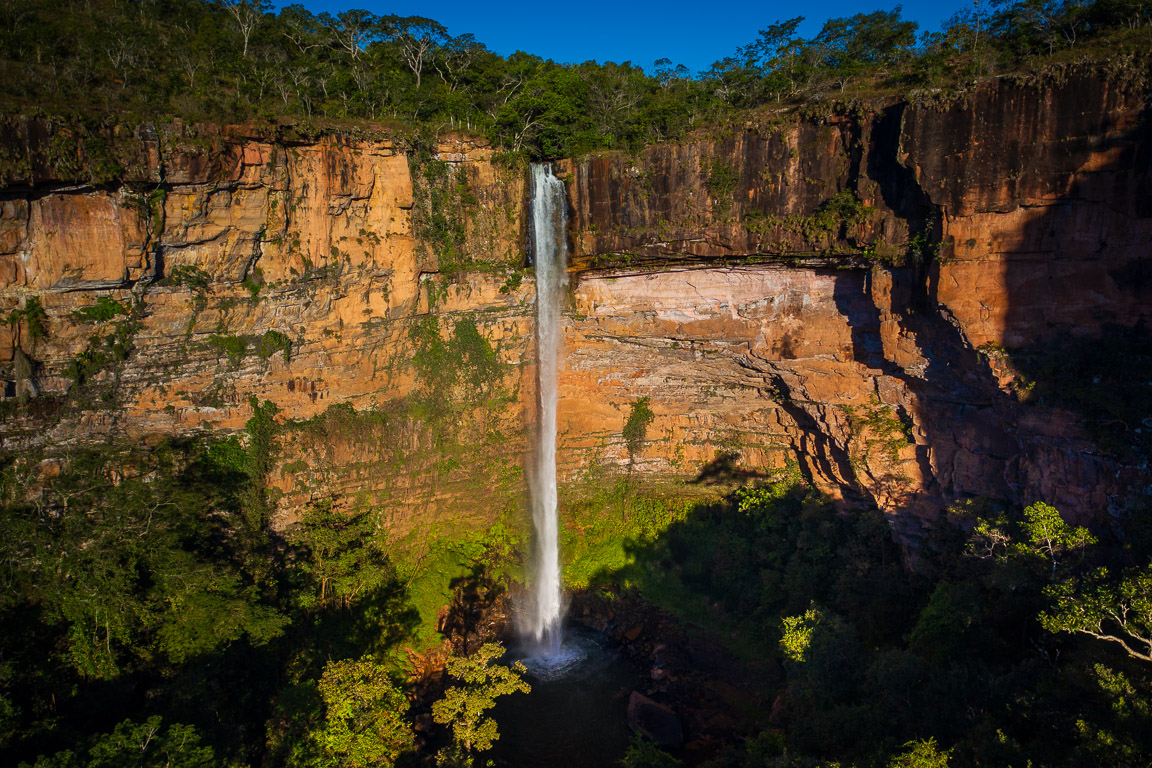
[1, 68, 1148, 544]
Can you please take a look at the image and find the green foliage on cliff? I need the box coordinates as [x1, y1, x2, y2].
[409, 149, 472, 276]
[560, 479, 695, 590]
[408, 315, 507, 428]
[6, 297, 48, 344]
[622, 397, 657, 460]
[206, 329, 292, 366]
[705, 159, 740, 215]
[69, 296, 128, 324]
[64, 313, 141, 392]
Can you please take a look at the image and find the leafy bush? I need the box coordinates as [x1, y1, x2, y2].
[70, 296, 128, 324]
[6, 296, 48, 342]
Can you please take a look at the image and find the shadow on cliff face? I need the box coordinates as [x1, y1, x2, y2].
[688, 450, 770, 486]
[830, 80, 1152, 530]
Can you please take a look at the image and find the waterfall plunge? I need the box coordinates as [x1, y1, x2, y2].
[528, 163, 568, 655]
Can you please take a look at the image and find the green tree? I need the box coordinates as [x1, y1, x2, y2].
[1041, 564, 1152, 662]
[288, 501, 393, 610]
[431, 642, 530, 759]
[888, 738, 950, 768]
[780, 607, 823, 662]
[310, 656, 414, 768]
[23, 716, 215, 768]
[1017, 500, 1096, 573]
[0, 446, 285, 679]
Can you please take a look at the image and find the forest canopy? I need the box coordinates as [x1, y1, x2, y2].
[0, 0, 1150, 158]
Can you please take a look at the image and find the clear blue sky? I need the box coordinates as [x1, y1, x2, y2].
[278, 1, 962, 75]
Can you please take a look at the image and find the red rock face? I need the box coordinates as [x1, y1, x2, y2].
[0, 70, 1147, 541]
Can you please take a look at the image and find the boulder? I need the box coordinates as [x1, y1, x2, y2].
[627, 690, 684, 748]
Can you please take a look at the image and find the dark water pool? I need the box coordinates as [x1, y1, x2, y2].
[488, 626, 640, 767]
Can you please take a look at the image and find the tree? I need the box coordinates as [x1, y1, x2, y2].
[385, 15, 450, 88]
[279, 4, 326, 55]
[288, 501, 394, 610]
[1041, 564, 1152, 662]
[620, 735, 682, 768]
[781, 606, 823, 662]
[310, 656, 414, 768]
[811, 7, 919, 90]
[739, 16, 806, 69]
[623, 396, 656, 461]
[434, 33, 486, 92]
[814, 8, 919, 67]
[739, 17, 808, 101]
[1017, 500, 1095, 573]
[431, 642, 530, 759]
[219, 0, 270, 59]
[320, 8, 378, 60]
[653, 58, 690, 89]
[26, 716, 215, 768]
[888, 738, 951, 768]
[0, 445, 286, 679]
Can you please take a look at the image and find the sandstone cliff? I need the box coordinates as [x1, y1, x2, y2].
[0, 68, 1148, 543]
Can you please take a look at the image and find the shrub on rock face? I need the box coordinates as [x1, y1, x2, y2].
[888, 738, 951, 768]
[620, 734, 682, 768]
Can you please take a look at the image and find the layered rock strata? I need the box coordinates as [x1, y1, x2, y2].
[0, 69, 1148, 540]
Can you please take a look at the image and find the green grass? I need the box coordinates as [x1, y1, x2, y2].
[559, 479, 696, 590]
[392, 519, 524, 650]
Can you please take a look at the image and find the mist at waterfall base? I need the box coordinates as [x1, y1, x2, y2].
[523, 163, 567, 659]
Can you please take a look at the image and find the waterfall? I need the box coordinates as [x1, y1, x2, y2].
[528, 163, 568, 654]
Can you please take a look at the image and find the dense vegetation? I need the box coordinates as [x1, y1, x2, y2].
[0, 402, 528, 768]
[566, 472, 1152, 768]
[5, 424, 1151, 767]
[1, 0, 1150, 158]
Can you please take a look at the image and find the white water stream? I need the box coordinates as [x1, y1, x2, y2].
[527, 163, 568, 655]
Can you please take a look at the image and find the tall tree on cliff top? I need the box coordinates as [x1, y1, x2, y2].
[220, 0, 271, 59]
[813, 7, 919, 89]
[386, 15, 450, 88]
[738, 16, 807, 99]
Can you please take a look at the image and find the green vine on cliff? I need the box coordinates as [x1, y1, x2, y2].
[843, 395, 913, 474]
[6, 296, 49, 345]
[622, 396, 656, 462]
[206, 330, 292, 368]
[705, 158, 740, 216]
[744, 190, 876, 254]
[70, 296, 129, 324]
[408, 315, 507, 432]
[408, 146, 475, 278]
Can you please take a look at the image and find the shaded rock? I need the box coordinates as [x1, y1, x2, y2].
[628, 691, 684, 749]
